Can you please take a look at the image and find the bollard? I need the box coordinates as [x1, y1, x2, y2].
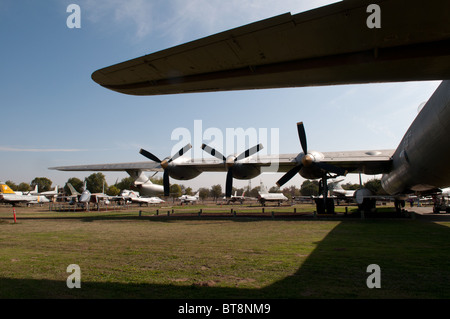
[156, 209, 159, 215]
[271, 211, 274, 219]
[294, 208, 296, 214]
[139, 210, 142, 217]
[13, 208, 16, 223]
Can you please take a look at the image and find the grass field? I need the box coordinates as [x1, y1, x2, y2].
[1, 204, 450, 299]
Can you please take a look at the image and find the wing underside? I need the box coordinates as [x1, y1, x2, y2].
[50, 149, 393, 176]
[92, 0, 450, 96]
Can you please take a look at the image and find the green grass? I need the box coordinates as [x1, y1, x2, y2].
[0, 206, 449, 298]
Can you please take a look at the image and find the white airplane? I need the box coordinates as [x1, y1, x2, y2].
[327, 179, 356, 199]
[179, 191, 199, 204]
[66, 181, 91, 206]
[120, 189, 165, 205]
[0, 182, 49, 206]
[223, 191, 255, 204]
[39, 185, 59, 199]
[50, 0, 450, 214]
[258, 183, 288, 206]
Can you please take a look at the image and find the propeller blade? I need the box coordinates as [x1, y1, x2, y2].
[297, 122, 307, 154]
[276, 164, 303, 187]
[235, 143, 264, 162]
[225, 167, 233, 198]
[201, 143, 226, 161]
[315, 162, 347, 176]
[139, 149, 162, 163]
[168, 143, 192, 163]
[163, 170, 170, 196]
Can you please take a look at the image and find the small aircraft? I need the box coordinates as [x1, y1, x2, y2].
[66, 181, 91, 207]
[258, 183, 288, 206]
[120, 189, 165, 206]
[223, 191, 254, 205]
[179, 191, 199, 204]
[0, 182, 49, 206]
[39, 185, 59, 199]
[327, 179, 356, 199]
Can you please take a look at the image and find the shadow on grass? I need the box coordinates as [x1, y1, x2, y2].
[2, 213, 450, 299]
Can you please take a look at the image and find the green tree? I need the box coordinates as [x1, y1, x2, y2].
[17, 182, 31, 192]
[210, 184, 223, 201]
[65, 177, 83, 194]
[106, 185, 120, 196]
[170, 184, 182, 199]
[150, 176, 163, 185]
[5, 180, 17, 191]
[116, 177, 134, 191]
[31, 177, 52, 192]
[184, 187, 193, 195]
[300, 180, 319, 196]
[85, 173, 107, 193]
[198, 187, 209, 201]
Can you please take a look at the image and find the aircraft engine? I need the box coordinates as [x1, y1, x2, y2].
[168, 165, 202, 180]
[230, 164, 260, 180]
[276, 122, 347, 187]
[139, 143, 193, 196]
[201, 143, 264, 197]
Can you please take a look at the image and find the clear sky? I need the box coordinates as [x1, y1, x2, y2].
[0, 0, 442, 191]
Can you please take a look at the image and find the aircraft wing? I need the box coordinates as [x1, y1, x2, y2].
[49, 161, 164, 172]
[91, 0, 450, 96]
[50, 149, 394, 176]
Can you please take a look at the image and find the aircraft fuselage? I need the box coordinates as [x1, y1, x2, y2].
[382, 81, 450, 195]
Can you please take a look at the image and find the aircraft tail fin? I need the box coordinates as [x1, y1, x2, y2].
[195, 191, 200, 199]
[259, 181, 268, 194]
[67, 183, 80, 196]
[0, 183, 16, 194]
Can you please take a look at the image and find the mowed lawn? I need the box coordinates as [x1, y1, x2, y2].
[1, 207, 450, 299]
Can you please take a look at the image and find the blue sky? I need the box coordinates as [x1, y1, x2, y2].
[0, 0, 442, 190]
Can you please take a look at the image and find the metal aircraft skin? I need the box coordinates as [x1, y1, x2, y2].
[90, 0, 450, 96]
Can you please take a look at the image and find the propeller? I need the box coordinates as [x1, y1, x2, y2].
[202, 143, 263, 197]
[139, 143, 192, 196]
[276, 122, 347, 187]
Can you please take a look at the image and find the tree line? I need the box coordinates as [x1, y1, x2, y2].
[3, 173, 386, 199]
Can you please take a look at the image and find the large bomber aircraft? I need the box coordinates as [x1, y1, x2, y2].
[50, 0, 450, 214]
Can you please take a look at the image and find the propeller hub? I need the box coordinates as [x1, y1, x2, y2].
[302, 154, 313, 167]
[161, 159, 169, 169]
[225, 156, 235, 168]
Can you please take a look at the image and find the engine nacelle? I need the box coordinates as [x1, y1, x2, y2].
[168, 165, 202, 180]
[231, 164, 261, 180]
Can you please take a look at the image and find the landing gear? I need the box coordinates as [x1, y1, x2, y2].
[394, 199, 405, 214]
[315, 174, 335, 214]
